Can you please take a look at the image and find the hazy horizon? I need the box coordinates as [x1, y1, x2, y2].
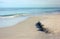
[0, 0, 60, 8]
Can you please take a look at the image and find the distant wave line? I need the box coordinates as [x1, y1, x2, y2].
[0, 13, 34, 18]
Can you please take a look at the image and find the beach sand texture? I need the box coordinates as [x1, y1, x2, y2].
[0, 14, 60, 39]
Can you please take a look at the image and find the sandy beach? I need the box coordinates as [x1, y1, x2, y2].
[0, 13, 60, 39]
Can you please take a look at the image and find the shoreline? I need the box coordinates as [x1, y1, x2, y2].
[0, 12, 60, 39]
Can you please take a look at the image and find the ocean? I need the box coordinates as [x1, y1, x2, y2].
[0, 7, 60, 27]
[0, 7, 60, 15]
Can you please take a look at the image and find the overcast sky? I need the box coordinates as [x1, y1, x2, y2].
[0, 0, 60, 8]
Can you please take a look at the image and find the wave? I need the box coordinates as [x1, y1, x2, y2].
[0, 7, 60, 15]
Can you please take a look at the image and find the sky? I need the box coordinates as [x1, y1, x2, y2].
[0, 0, 60, 8]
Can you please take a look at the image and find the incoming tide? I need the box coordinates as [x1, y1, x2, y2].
[0, 7, 60, 27]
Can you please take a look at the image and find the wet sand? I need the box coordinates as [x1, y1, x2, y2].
[0, 14, 60, 39]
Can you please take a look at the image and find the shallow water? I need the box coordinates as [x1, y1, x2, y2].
[0, 16, 29, 28]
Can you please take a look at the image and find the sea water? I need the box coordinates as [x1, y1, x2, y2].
[0, 16, 29, 28]
[0, 7, 60, 28]
[0, 7, 60, 15]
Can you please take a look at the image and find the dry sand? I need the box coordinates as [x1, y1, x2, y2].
[0, 14, 60, 39]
